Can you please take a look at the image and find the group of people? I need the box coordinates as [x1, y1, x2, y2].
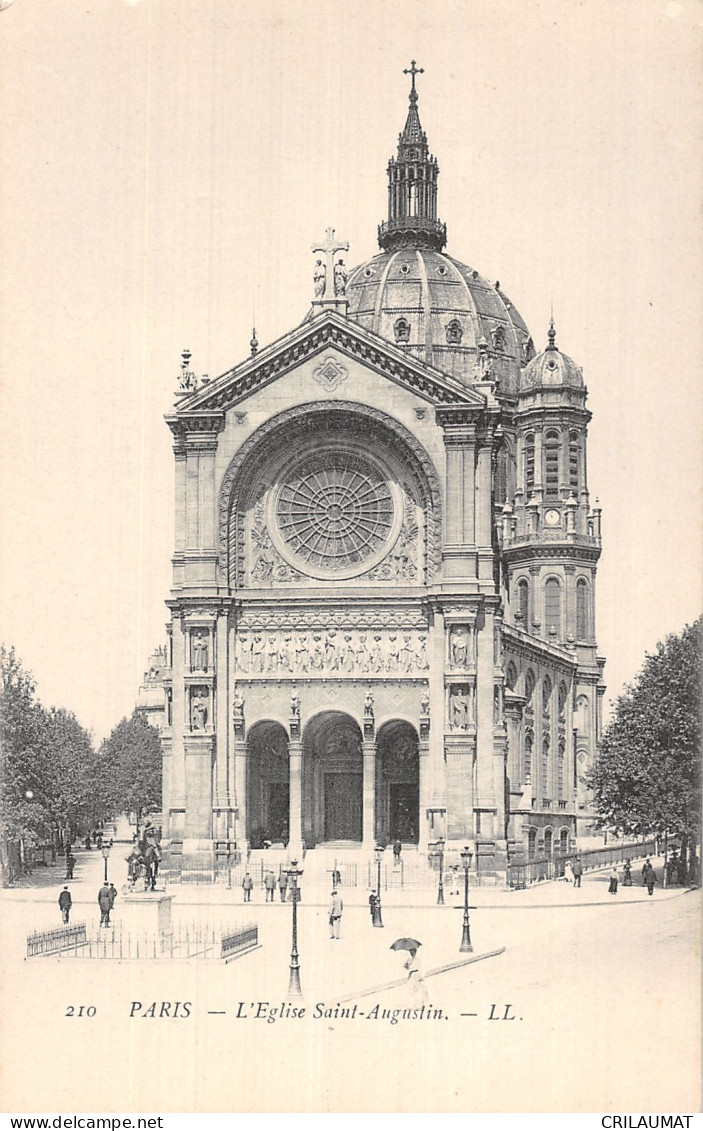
[57, 880, 117, 926]
[564, 858, 584, 887]
[242, 870, 291, 902]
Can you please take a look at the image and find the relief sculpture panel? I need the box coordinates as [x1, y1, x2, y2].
[234, 626, 429, 677]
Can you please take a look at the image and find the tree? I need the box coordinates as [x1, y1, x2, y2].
[95, 713, 162, 826]
[588, 618, 701, 861]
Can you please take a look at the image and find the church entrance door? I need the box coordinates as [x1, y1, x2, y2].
[302, 712, 363, 847]
[375, 720, 420, 845]
[246, 721, 290, 848]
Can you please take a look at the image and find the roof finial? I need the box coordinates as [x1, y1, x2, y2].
[547, 308, 557, 351]
[403, 59, 424, 104]
[250, 326, 258, 357]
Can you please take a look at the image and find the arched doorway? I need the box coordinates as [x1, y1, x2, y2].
[376, 720, 419, 844]
[246, 721, 289, 848]
[544, 828, 553, 857]
[302, 712, 363, 846]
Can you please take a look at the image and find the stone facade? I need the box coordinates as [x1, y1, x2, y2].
[159, 70, 605, 873]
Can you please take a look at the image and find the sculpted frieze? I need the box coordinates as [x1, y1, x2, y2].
[234, 627, 429, 677]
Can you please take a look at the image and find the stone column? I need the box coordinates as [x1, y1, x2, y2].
[288, 704, 303, 856]
[232, 701, 247, 854]
[214, 609, 230, 840]
[418, 707, 431, 851]
[476, 438, 494, 581]
[362, 740, 376, 849]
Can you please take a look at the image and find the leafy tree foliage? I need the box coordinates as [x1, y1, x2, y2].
[0, 646, 97, 883]
[588, 618, 701, 846]
[95, 713, 162, 824]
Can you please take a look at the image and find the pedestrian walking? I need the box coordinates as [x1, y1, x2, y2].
[572, 858, 583, 888]
[564, 859, 574, 884]
[622, 859, 632, 886]
[108, 883, 117, 910]
[608, 866, 618, 895]
[264, 870, 276, 902]
[331, 867, 341, 888]
[96, 833, 103, 851]
[328, 889, 343, 939]
[403, 947, 428, 1006]
[393, 838, 402, 867]
[65, 852, 76, 880]
[646, 867, 657, 896]
[368, 891, 377, 924]
[278, 871, 288, 902]
[84, 834, 92, 851]
[641, 858, 652, 886]
[58, 886, 72, 924]
[242, 872, 254, 902]
[98, 882, 112, 927]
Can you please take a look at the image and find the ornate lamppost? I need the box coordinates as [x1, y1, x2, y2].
[101, 842, 111, 884]
[433, 836, 445, 905]
[286, 860, 304, 997]
[374, 845, 384, 928]
[459, 844, 474, 953]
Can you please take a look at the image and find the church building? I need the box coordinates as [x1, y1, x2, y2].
[160, 66, 605, 878]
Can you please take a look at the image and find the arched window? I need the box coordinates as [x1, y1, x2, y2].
[542, 736, 550, 792]
[516, 578, 529, 626]
[557, 739, 565, 797]
[577, 578, 589, 640]
[544, 578, 561, 638]
[506, 662, 517, 691]
[524, 729, 533, 784]
[544, 828, 553, 856]
[446, 319, 463, 345]
[394, 318, 410, 343]
[542, 675, 552, 716]
[569, 431, 580, 492]
[524, 670, 535, 705]
[544, 430, 560, 499]
[525, 434, 535, 493]
[528, 828, 536, 860]
[557, 682, 568, 721]
[492, 325, 506, 351]
[559, 827, 569, 854]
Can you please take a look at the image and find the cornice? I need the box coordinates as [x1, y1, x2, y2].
[171, 312, 486, 416]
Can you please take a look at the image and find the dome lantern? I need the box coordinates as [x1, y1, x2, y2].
[378, 62, 447, 253]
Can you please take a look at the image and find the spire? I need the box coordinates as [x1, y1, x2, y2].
[378, 62, 447, 253]
[547, 317, 557, 351]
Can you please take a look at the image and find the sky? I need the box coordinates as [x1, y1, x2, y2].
[0, 0, 701, 742]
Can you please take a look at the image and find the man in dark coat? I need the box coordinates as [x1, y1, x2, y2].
[58, 886, 72, 924]
[278, 872, 288, 902]
[65, 852, 76, 880]
[98, 882, 112, 926]
[572, 858, 583, 888]
[393, 839, 402, 866]
[242, 873, 254, 902]
[264, 870, 276, 902]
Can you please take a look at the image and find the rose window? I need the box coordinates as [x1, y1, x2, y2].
[273, 450, 399, 577]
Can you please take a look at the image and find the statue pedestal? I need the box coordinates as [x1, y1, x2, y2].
[117, 893, 173, 940]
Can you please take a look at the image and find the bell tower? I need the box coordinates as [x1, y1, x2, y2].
[501, 320, 605, 834]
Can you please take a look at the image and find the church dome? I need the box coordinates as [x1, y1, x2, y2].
[519, 321, 583, 392]
[345, 248, 534, 395]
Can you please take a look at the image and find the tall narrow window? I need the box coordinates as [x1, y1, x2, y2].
[557, 739, 565, 798]
[525, 434, 535, 493]
[408, 179, 417, 216]
[544, 578, 561, 638]
[569, 431, 580, 492]
[542, 675, 552, 717]
[524, 730, 533, 784]
[558, 682, 568, 721]
[544, 430, 560, 499]
[542, 736, 550, 793]
[506, 662, 517, 691]
[576, 578, 589, 640]
[517, 578, 529, 626]
[524, 670, 535, 705]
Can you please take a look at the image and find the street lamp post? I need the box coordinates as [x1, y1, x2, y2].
[286, 860, 304, 997]
[373, 845, 384, 928]
[459, 844, 473, 953]
[101, 843, 111, 884]
[434, 837, 445, 905]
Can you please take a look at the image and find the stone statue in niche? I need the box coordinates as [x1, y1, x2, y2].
[417, 634, 429, 670]
[386, 634, 401, 672]
[325, 630, 338, 670]
[251, 634, 265, 673]
[191, 690, 208, 731]
[295, 635, 310, 673]
[355, 634, 370, 673]
[232, 687, 244, 719]
[266, 635, 279, 673]
[449, 686, 469, 731]
[192, 629, 209, 671]
[236, 634, 251, 673]
[311, 634, 324, 671]
[369, 634, 385, 673]
[450, 627, 469, 668]
[400, 633, 416, 672]
[340, 634, 355, 673]
[420, 690, 430, 717]
[290, 688, 301, 717]
[364, 690, 374, 718]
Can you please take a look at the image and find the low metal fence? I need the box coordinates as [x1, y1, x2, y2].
[27, 923, 87, 957]
[507, 838, 657, 889]
[221, 923, 258, 961]
[48, 921, 254, 960]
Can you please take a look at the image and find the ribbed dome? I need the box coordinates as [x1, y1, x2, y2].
[344, 248, 534, 396]
[519, 322, 583, 392]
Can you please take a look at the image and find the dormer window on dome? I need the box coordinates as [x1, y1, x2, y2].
[394, 317, 411, 343]
[446, 319, 463, 345]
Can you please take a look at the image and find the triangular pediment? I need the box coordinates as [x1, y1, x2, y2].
[173, 311, 487, 415]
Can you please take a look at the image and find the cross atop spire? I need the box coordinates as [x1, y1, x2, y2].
[403, 59, 424, 103]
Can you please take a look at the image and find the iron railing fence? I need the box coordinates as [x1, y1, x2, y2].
[506, 838, 657, 889]
[26, 923, 87, 957]
[32, 921, 256, 960]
